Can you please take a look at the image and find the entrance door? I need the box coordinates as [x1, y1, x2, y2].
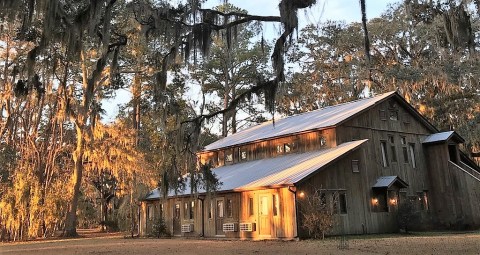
[259, 194, 271, 236]
[215, 199, 225, 235]
[173, 203, 181, 236]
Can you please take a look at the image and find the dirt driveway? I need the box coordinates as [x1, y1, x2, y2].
[1, 232, 479, 255]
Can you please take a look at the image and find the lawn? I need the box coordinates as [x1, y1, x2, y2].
[1, 231, 479, 255]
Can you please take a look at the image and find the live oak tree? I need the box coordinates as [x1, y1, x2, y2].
[0, 0, 372, 238]
[190, 4, 271, 137]
[281, 1, 480, 155]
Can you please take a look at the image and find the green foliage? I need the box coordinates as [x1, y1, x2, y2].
[149, 217, 170, 238]
[397, 201, 420, 234]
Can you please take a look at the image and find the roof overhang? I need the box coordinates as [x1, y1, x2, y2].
[422, 131, 465, 145]
[145, 140, 368, 200]
[372, 176, 409, 189]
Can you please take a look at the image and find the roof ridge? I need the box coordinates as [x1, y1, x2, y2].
[278, 91, 395, 120]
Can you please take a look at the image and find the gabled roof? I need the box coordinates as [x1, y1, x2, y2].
[145, 140, 367, 200]
[204, 92, 396, 151]
[372, 176, 409, 189]
[422, 131, 465, 144]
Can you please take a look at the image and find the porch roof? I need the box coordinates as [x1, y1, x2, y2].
[145, 139, 367, 200]
[372, 176, 408, 189]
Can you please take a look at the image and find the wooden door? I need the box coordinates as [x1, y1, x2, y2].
[173, 203, 181, 236]
[215, 199, 225, 235]
[259, 194, 271, 236]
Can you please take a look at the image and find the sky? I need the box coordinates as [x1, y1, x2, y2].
[102, 0, 400, 122]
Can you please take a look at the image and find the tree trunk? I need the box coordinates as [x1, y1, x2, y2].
[64, 125, 84, 237]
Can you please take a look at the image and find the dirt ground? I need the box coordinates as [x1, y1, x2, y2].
[1, 230, 480, 255]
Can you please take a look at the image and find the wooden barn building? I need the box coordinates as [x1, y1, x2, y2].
[139, 91, 480, 239]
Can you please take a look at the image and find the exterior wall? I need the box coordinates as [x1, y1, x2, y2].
[140, 187, 297, 239]
[334, 97, 480, 232]
[296, 144, 401, 235]
[425, 143, 480, 229]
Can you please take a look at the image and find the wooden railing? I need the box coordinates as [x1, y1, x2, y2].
[448, 161, 480, 182]
[459, 161, 480, 180]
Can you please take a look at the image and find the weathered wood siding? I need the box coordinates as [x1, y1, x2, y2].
[425, 143, 480, 229]
[199, 128, 336, 167]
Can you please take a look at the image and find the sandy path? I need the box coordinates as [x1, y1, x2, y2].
[1, 232, 479, 255]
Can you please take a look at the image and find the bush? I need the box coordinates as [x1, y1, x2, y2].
[298, 189, 337, 239]
[396, 201, 420, 233]
[150, 217, 170, 238]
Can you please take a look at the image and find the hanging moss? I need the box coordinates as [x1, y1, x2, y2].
[443, 5, 474, 51]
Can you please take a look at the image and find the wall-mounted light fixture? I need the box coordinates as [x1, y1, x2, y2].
[372, 198, 379, 205]
[298, 191, 305, 198]
[389, 198, 397, 206]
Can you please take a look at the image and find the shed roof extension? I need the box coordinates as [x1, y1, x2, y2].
[204, 92, 396, 151]
[145, 139, 367, 200]
[422, 131, 465, 144]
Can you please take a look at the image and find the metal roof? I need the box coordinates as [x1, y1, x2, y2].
[422, 131, 465, 144]
[203, 92, 396, 151]
[145, 140, 368, 200]
[372, 176, 408, 189]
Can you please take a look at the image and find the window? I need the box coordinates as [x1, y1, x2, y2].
[380, 141, 388, 167]
[226, 199, 233, 218]
[389, 110, 398, 121]
[225, 150, 233, 163]
[276, 144, 284, 154]
[401, 137, 408, 163]
[217, 200, 224, 218]
[389, 136, 397, 163]
[319, 136, 327, 147]
[409, 143, 416, 168]
[389, 102, 398, 121]
[284, 143, 291, 153]
[249, 197, 254, 216]
[352, 160, 360, 173]
[337, 192, 347, 214]
[147, 204, 154, 220]
[379, 109, 387, 120]
[273, 194, 279, 216]
[240, 149, 247, 160]
[160, 203, 164, 218]
[218, 151, 224, 166]
[208, 200, 213, 219]
[418, 191, 429, 211]
[174, 203, 180, 219]
[184, 202, 189, 219]
[190, 201, 195, 219]
[320, 193, 327, 208]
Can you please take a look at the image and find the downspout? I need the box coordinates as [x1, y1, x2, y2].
[288, 186, 299, 239]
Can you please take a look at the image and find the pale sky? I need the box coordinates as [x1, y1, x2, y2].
[102, 0, 400, 122]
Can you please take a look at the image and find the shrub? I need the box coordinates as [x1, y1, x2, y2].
[298, 189, 337, 239]
[396, 201, 420, 233]
[150, 217, 170, 238]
